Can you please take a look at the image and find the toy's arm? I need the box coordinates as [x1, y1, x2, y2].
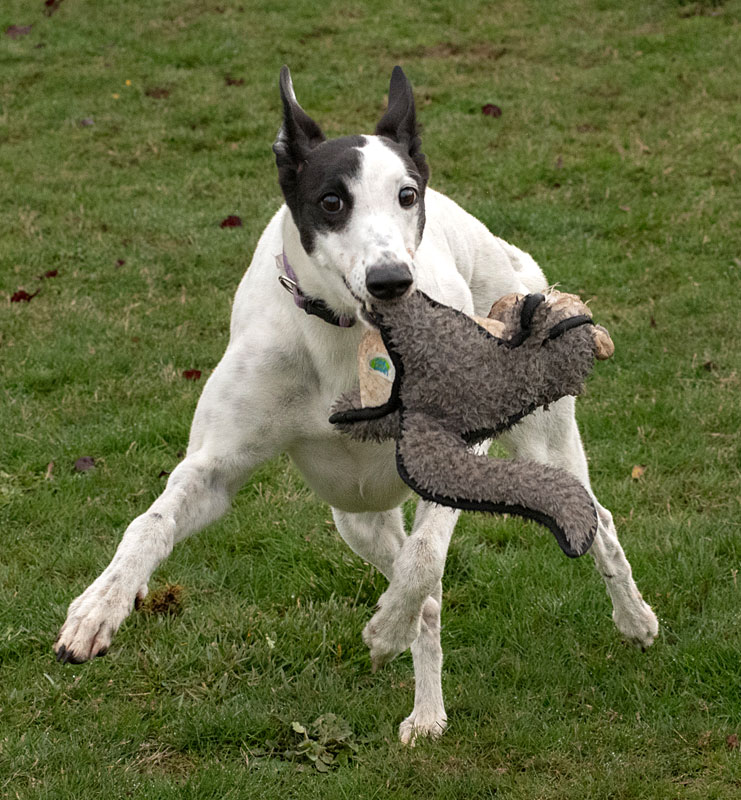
[487, 290, 614, 359]
[329, 387, 401, 442]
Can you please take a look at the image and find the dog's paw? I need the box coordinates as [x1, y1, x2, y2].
[613, 597, 659, 650]
[362, 595, 421, 672]
[399, 707, 448, 746]
[54, 573, 146, 664]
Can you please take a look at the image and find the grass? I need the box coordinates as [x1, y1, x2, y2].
[1, 0, 740, 797]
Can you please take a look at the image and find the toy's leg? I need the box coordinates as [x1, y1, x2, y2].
[332, 507, 449, 744]
[397, 414, 597, 557]
[499, 397, 658, 648]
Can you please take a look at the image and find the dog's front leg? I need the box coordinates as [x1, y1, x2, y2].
[362, 502, 459, 673]
[54, 348, 284, 664]
[54, 451, 253, 663]
[334, 506, 449, 743]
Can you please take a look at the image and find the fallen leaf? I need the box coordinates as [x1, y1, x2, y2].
[182, 369, 202, 381]
[220, 215, 242, 228]
[45, 461, 55, 480]
[38, 269, 59, 279]
[145, 87, 170, 99]
[11, 289, 40, 302]
[79, 118, 94, 127]
[702, 360, 716, 372]
[225, 75, 245, 86]
[481, 103, 502, 118]
[619, 205, 631, 212]
[5, 25, 32, 39]
[555, 156, 563, 169]
[73, 456, 96, 472]
[115, 258, 126, 268]
[631, 465, 646, 480]
[727, 734, 739, 751]
[650, 315, 657, 328]
[44, 0, 65, 16]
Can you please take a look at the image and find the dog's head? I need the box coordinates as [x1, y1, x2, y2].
[273, 66, 429, 314]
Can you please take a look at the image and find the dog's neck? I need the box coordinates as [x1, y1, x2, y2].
[280, 212, 357, 328]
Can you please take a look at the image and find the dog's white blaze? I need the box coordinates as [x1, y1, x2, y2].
[343, 136, 420, 301]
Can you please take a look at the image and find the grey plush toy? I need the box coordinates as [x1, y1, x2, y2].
[329, 290, 614, 558]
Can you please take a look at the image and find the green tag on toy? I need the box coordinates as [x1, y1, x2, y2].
[369, 353, 394, 382]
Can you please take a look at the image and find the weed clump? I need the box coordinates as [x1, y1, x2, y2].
[136, 583, 185, 615]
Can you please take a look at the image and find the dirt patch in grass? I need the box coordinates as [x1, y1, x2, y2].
[127, 741, 196, 776]
[136, 583, 186, 615]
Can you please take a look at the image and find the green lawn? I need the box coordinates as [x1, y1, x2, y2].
[1, 0, 740, 797]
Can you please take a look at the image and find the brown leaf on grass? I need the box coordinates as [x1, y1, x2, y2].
[220, 215, 242, 228]
[73, 456, 96, 472]
[5, 25, 32, 39]
[481, 103, 502, 118]
[115, 258, 126, 268]
[727, 734, 739, 751]
[631, 465, 646, 480]
[79, 118, 94, 127]
[136, 583, 185, 615]
[44, 0, 65, 16]
[702, 360, 716, 372]
[45, 461, 55, 480]
[38, 269, 58, 279]
[145, 87, 170, 99]
[11, 289, 40, 302]
[182, 369, 202, 381]
[225, 75, 245, 86]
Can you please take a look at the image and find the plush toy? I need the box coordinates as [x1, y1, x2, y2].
[329, 290, 614, 558]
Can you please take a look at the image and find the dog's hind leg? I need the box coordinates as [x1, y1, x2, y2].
[499, 397, 659, 648]
[332, 507, 450, 744]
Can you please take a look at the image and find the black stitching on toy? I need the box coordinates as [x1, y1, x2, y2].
[545, 315, 593, 342]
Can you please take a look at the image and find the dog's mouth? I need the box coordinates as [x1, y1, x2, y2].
[342, 278, 413, 329]
[343, 279, 382, 328]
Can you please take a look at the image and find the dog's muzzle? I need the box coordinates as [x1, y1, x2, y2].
[366, 262, 413, 300]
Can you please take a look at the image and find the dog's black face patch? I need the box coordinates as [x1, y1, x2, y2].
[277, 135, 366, 254]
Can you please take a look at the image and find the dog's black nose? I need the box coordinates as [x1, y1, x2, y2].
[366, 263, 413, 300]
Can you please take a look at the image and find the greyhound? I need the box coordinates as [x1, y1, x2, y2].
[54, 66, 658, 744]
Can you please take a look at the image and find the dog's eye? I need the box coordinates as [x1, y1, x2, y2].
[320, 194, 343, 213]
[399, 187, 418, 208]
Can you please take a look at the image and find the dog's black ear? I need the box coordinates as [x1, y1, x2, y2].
[375, 66, 428, 182]
[273, 66, 326, 169]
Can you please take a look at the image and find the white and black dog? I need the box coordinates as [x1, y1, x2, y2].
[55, 66, 658, 744]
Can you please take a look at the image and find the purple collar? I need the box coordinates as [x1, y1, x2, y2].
[277, 251, 355, 328]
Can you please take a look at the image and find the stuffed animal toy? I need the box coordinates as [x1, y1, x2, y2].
[329, 290, 614, 558]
